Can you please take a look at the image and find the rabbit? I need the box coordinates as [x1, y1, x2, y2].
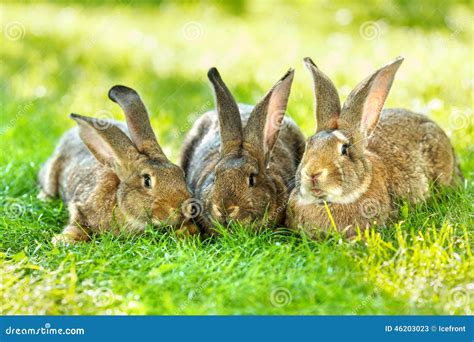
[286, 57, 464, 238]
[38, 85, 195, 243]
[180, 68, 306, 235]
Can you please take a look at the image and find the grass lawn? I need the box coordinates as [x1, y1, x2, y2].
[0, 1, 473, 315]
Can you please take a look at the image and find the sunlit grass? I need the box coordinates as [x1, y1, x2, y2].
[0, 1, 473, 314]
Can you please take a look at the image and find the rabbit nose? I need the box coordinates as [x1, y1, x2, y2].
[227, 205, 240, 219]
[211, 204, 223, 218]
[310, 172, 322, 185]
[211, 204, 240, 224]
[169, 206, 183, 218]
[165, 207, 182, 225]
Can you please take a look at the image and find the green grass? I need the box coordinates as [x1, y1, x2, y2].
[0, 0, 473, 315]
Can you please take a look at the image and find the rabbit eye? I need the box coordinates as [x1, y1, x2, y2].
[248, 173, 257, 187]
[143, 174, 152, 189]
[341, 144, 350, 156]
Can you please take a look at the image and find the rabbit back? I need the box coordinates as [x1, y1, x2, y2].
[370, 108, 463, 201]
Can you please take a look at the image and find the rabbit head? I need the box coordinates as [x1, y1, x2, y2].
[297, 57, 403, 205]
[202, 68, 294, 227]
[71, 85, 191, 228]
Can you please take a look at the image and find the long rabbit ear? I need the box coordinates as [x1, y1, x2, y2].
[340, 57, 404, 136]
[208, 68, 243, 155]
[243, 69, 294, 165]
[304, 57, 341, 132]
[70, 113, 137, 178]
[108, 85, 167, 160]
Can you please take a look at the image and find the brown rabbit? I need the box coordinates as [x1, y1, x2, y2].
[286, 57, 463, 237]
[38, 86, 193, 243]
[180, 68, 306, 235]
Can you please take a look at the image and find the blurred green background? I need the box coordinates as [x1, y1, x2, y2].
[0, 0, 473, 315]
[1, 0, 472, 164]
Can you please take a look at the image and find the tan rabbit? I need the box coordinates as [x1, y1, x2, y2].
[38, 85, 194, 243]
[180, 68, 306, 235]
[286, 57, 463, 237]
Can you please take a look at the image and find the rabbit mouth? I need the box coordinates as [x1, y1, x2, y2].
[152, 216, 181, 227]
[298, 185, 330, 205]
[150, 208, 183, 227]
[309, 185, 329, 200]
[312, 192, 328, 203]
